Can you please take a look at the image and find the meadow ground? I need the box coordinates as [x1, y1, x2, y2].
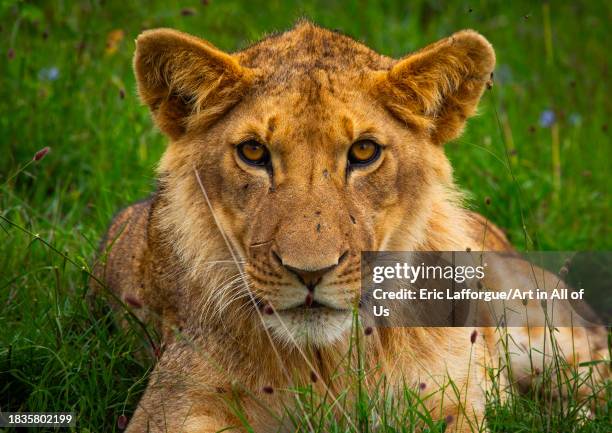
[1, 1, 610, 431]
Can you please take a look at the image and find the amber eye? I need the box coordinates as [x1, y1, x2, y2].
[348, 140, 381, 166]
[237, 140, 270, 166]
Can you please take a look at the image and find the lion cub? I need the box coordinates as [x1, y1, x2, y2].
[94, 21, 609, 432]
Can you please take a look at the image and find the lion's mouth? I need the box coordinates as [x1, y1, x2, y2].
[250, 288, 352, 314]
[277, 299, 351, 313]
[302, 300, 326, 309]
[262, 299, 354, 347]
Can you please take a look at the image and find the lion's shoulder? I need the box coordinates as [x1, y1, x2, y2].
[466, 211, 514, 252]
[92, 197, 154, 309]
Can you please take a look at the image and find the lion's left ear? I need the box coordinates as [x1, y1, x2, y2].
[376, 30, 495, 144]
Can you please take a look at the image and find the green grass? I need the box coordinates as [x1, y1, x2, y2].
[1, 0, 610, 431]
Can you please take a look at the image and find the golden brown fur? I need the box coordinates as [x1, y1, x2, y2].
[92, 22, 608, 432]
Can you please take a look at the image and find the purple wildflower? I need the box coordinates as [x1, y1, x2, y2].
[539, 109, 556, 128]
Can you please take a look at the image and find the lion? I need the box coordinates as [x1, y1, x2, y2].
[92, 21, 609, 432]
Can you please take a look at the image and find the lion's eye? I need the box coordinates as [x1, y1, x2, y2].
[348, 140, 381, 166]
[237, 140, 270, 166]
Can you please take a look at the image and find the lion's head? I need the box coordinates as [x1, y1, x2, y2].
[134, 21, 494, 346]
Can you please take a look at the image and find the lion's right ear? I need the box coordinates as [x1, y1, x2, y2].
[134, 28, 254, 140]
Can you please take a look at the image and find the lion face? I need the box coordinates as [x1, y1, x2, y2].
[134, 22, 494, 346]
[204, 89, 430, 346]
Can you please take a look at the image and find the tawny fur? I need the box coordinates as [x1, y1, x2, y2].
[92, 21, 608, 432]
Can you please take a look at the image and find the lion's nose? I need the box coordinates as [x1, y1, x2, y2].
[274, 251, 348, 291]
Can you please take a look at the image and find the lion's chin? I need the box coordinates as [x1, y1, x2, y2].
[263, 308, 352, 347]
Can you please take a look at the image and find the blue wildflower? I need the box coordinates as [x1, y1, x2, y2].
[38, 66, 59, 81]
[539, 109, 556, 128]
[568, 113, 582, 126]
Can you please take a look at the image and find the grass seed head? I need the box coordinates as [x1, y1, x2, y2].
[124, 294, 143, 308]
[117, 414, 128, 430]
[310, 371, 318, 383]
[33, 146, 51, 161]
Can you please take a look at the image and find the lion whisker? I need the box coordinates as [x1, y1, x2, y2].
[193, 168, 349, 430]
